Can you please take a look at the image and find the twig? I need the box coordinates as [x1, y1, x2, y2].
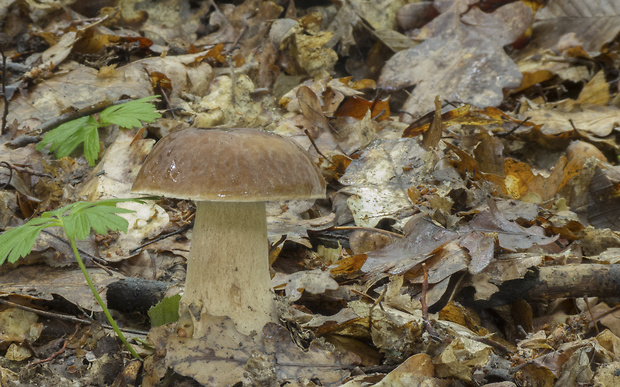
[0, 298, 93, 325]
[583, 297, 600, 334]
[28, 325, 80, 366]
[35, 99, 133, 135]
[0, 161, 13, 189]
[129, 222, 193, 255]
[304, 129, 334, 166]
[368, 286, 387, 337]
[100, 325, 149, 336]
[328, 226, 404, 239]
[496, 116, 531, 137]
[350, 288, 376, 302]
[228, 25, 248, 55]
[41, 229, 111, 269]
[420, 263, 442, 341]
[0, 162, 53, 192]
[1, 46, 8, 135]
[159, 85, 174, 119]
[209, 0, 232, 27]
[590, 304, 620, 331]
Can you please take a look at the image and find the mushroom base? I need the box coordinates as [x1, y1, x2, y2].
[178, 201, 277, 337]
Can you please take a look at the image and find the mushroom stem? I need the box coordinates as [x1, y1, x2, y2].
[179, 201, 277, 337]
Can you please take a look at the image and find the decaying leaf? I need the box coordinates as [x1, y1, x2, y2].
[339, 138, 435, 228]
[273, 268, 339, 302]
[144, 318, 357, 386]
[379, 1, 531, 119]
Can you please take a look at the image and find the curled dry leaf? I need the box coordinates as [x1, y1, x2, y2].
[273, 268, 339, 302]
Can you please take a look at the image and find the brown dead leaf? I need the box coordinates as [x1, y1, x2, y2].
[433, 336, 493, 383]
[272, 268, 339, 302]
[422, 95, 443, 150]
[348, 0, 407, 31]
[504, 157, 566, 201]
[397, 2, 440, 31]
[334, 95, 390, 121]
[588, 166, 620, 230]
[144, 319, 357, 386]
[464, 200, 558, 251]
[333, 111, 379, 154]
[439, 302, 490, 337]
[403, 104, 477, 138]
[518, 0, 620, 59]
[362, 214, 459, 277]
[576, 70, 610, 105]
[0, 266, 124, 312]
[348, 229, 398, 255]
[459, 231, 495, 275]
[296, 85, 330, 136]
[340, 138, 435, 228]
[473, 133, 505, 177]
[374, 353, 439, 387]
[7, 52, 212, 132]
[444, 141, 507, 195]
[524, 104, 620, 137]
[379, 1, 531, 119]
[330, 254, 367, 278]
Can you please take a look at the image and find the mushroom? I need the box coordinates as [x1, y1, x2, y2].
[131, 128, 326, 337]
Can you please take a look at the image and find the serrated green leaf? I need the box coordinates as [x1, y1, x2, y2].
[66, 212, 92, 241]
[37, 116, 100, 164]
[0, 218, 59, 264]
[60, 198, 147, 240]
[100, 96, 161, 129]
[1, 198, 153, 266]
[82, 125, 101, 166]
[148, 294, 181, 327]
[80, 206, 131, 235]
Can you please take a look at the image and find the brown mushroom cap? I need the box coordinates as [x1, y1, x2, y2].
[131, 128, 326, 201]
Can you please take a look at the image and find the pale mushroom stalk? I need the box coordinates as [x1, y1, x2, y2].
[132, 128, 325, 338]
[183, 201, 275, 337]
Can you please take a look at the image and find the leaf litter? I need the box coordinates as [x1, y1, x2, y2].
[2, 0, 620, 385]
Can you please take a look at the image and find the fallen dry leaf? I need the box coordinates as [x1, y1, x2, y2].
[379, 1, 531, 119]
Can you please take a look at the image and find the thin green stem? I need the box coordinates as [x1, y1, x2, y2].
[69, 237, 141, 359]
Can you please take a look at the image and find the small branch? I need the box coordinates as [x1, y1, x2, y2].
[464, 264, 620, 309]
[42, 229, 111, 269]
[304, 129, 334, 166]
[421, 263, 441, 341]
[583, 297, 599, 334]
[328, 226, 404, 239]
[496, 116, 531, 138]
[129, 222, 192, 255]
[368, 286, 387, 337]
[28, 325, 80, 367]
[0, 298, 92, 325]
[0, 161, 13, 189]
[35, 99, 133, 135]
[0, 46, 8, 135]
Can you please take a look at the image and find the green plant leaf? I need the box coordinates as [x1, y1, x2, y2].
[36, 115, 100, 166]
[148, 294, 181, 327]
[37, 96, 160, 166]
[0, 197, 155, 360]
[0, 198, 150, 265]
[99, 96, 161, 129]
[0, 218, 60, 264]
[60, 199, 145, 241]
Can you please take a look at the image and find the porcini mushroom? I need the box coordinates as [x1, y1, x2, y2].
[131, 128, 325, 337]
